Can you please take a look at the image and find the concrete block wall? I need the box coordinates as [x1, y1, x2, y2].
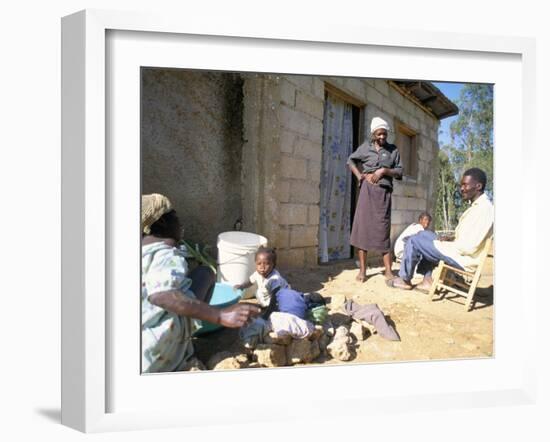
[389, 87, 440, 246]
[349, 79, 440, 257]
[242, 73, 441, 270]
[275, 75, 324, 269]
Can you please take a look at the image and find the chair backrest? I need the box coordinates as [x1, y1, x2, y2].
[473, 235, 493, 276]
[480, 236, 493, 259]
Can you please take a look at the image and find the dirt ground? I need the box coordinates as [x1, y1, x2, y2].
[194, 257, 494, 367]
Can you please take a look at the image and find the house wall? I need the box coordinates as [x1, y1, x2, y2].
[141, 69, 244, 248]
[141, 70, 441, 270]
[250, 75, 441, 269]
[271, 75, 325, 268]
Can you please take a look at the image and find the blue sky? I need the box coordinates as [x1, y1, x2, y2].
[432, 82, 463, 147]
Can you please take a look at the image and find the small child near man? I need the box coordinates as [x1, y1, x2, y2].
[393, 212, 432, 261]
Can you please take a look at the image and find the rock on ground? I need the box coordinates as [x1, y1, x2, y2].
[253, 344, 287, 367]
[334, 325, 352, 342]
[327, 337, 353, 361]
[181, 357, 206, 371]
[207, 351, 249, 370]
[350, 321, 366, 342]
[264, 332, 293, 346]
[326, 326, 353, 361]
[286, 338, 320, 364]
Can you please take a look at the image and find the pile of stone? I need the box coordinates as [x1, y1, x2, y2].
[203, 313, 370, 371]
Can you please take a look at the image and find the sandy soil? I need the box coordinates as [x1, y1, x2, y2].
[194, 257, 494, 367]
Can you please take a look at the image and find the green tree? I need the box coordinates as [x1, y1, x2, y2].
[434, 150, 459, 231]
[448, 84, 494, 197]
[435, 84, 494, 229]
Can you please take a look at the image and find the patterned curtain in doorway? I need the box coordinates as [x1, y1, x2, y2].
[319, 94, 353, 263]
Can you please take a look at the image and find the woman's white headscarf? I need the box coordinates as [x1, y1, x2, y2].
[370, 117, 390, 134]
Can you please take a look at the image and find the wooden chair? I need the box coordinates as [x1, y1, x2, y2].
[428, 237, 493, 311]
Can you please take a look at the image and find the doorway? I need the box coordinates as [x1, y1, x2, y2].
[318, 89, 363, 263]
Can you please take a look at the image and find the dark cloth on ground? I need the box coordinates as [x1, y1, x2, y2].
[350, 181, 392, 252]
[304, 292, 327, 309]
[343, 300, 400, 341]
[398, 230, 464, 282]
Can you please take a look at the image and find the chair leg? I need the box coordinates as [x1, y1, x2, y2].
[429, 260, 444, 301]
[465, 271, 482, 311]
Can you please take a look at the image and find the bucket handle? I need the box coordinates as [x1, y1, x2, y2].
[217, 250, 257, 267]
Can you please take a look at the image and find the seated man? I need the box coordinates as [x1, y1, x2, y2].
[387, 168, 493, 291]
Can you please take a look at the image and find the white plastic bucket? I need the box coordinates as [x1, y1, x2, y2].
[217, 231, 268, 298]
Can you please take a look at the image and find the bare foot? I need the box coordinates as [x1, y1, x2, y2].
[386, 277, 413, 290]
[355, 273, 367, 283]
[415, 277, 433, 293]
[384, 270, 395, 280]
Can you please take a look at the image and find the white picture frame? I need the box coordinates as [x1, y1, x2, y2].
[61, 9, 538, 433]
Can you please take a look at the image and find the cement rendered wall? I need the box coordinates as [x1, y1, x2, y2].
[141, 69, 244, 248]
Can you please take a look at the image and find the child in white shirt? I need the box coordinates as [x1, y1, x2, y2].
[393, 212, 432, 261]
[234, 246, 290, 308]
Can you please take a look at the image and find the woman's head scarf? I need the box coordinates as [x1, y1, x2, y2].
[370, 117, 390, 134]
[142, 193, 173, 234]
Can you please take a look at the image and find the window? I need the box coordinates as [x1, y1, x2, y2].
[394, 121, 418, 179]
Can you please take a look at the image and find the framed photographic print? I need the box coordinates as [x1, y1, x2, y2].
[62, 9, 537, 433]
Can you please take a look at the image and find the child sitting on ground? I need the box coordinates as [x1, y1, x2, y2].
[234, 246, 291, 310]
[234, 247, 308, 318]
[393, 212, 432, 262]
[235, 247, 317, 345]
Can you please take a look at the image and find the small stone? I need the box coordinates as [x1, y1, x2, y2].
[309, 325, 324, 341]
[254, 344, 287, 367]
[265, 331, 293, 346]
[286, 338, 317, 364]
[181, 357, 206, 371]
[334, 325, 351, 343]
[234, 354, 250, 366]
[323, 321, 335, 337]
[350, 321, 366, 342]
[208, 352, 245, 371]
[318, 334, 331, 352]
[326, 337, 352, 361]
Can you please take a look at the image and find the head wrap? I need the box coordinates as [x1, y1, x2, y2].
[370, 117, 390, 134]
[141, 193, 173, 234]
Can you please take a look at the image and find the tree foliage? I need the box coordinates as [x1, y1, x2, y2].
[435, 84, 494, 230]
[434, 150, 458, 231]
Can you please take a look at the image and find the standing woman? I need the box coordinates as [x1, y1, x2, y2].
[347, 117, 403, 282]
